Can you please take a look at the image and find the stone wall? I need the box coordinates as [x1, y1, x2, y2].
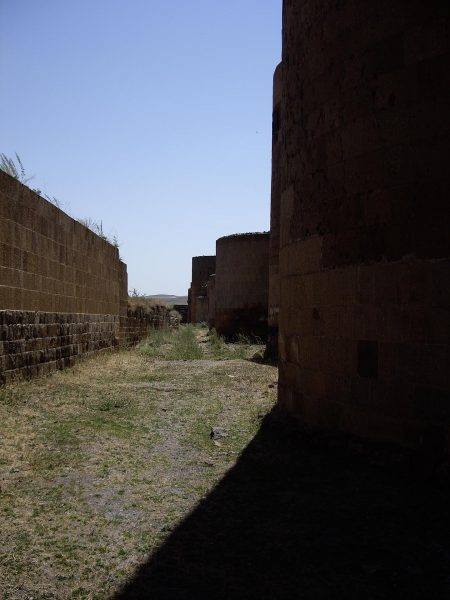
[187, 256, 216, 323]
[267, 63, 283, 359]
[214, 233, 269, 339]
[0, 171, 128, 316]
[207, 274, 216, 328]
[0, 310, 118, 384]
[0, 170, 137, 383]
[120, 305, 180, 346]
[277, 0, 450, 456]
[173, 304, 188, 324]
[195, 296, 209, 323]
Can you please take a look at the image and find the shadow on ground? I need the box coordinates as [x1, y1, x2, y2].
[112, 411, 450, 600]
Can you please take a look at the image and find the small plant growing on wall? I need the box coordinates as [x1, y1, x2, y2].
[0, 152, 62, 207]
[0, 152, 33, 184]
[77, 217, 120, 249]
[1, 152, 120, 249]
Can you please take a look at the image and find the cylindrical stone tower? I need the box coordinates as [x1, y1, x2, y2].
[266, 62, 283, 359]
[214, 233, 269, 339]
[278, 0, 450, 456]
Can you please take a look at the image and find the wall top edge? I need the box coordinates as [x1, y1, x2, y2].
[0, 170, 121, 256]
[217, 232, 269, 244]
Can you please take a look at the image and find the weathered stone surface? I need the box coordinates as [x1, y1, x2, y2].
[0, 170, 128, 317]
[214, 233, 269, 339]
[187, 256, 216, 323]
[0, 171, 175, 383]
[277, 0, 450, 457]
[207, 274, 216, 328]
[0, 310, 119, 384]
[120, 305, 179, 346]
[267, 63, 283, 359]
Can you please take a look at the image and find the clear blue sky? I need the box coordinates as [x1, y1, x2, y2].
[0, 0, 282, 295]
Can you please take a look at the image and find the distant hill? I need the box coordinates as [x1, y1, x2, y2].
[147, 294, 188, 306]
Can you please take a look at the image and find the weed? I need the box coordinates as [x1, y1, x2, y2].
[76, 217, 120, 248]
[0, 152, 33, 184]
[1, 152, 120, 247]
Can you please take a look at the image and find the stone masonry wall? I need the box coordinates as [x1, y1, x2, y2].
[207, 274, 216, 329]
[120, 305, 180, 346]
[214, 233, 269, 339]
[267, 63, 283, 359]
[188, 256, 216, 323]
[0, 311, 118, 384]
[0, 170, 132, 382]
[278, 0, 450, 456]
[0, 171, 128, 316]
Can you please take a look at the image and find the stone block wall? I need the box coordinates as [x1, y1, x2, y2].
[267, 63, 283, 359]
[187, 256, 216, 323]
[0, 170, 138, 383]
[277, 0, 450, 456]
[195, 296, 209, 323]
[207, 274, 216, 328]
[0, 171, 128, 315]
[214, 233, 269, 339]
[120, 305, 180, 346]
[0, 311, 118, 384]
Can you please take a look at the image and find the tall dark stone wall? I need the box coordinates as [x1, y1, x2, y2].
[188, 256, 216, 323]
[278, 0, 450, 455]
[267, 63, 283, 359]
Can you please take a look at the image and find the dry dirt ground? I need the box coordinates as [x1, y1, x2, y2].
[0, 327, 275, 599]
[1, 327, 450, 599]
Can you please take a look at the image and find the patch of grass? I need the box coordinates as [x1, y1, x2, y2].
[139, 325, 262, 363]
[208, 328, 229, 359]
[168, 326, 203, 360]
[140, 325, 203, 360]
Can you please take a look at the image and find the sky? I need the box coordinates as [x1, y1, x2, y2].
[0, 0, 282, 295]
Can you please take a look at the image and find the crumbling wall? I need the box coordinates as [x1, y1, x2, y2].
[267, 63, 283, 359]
[173, 304, 188, 324]
[0, 171, 130, 382]
[278, 0, 450, 456]
[214, 233, 269, 339]
[187, 256, 216, 323]
[120, 305, 180, 346]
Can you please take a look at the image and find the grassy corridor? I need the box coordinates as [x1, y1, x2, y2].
[2, 326, 450, 599]
[0, 327, 276, 599]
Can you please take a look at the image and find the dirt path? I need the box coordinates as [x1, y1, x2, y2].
[0, 329, 276, 599]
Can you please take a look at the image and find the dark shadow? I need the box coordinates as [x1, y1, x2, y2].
[248, 349, 277, 366]
[112, 411, 450, 600]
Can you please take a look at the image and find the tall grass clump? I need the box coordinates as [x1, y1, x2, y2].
[169, 326, 203, 360]
[140, 326, 203, 360]
[139, 329, 172, 358]
[208, 329, 230, 359]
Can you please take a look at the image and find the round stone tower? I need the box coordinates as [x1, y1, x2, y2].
[214, 233, 269, 339]
[278, 0, 450, 455]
